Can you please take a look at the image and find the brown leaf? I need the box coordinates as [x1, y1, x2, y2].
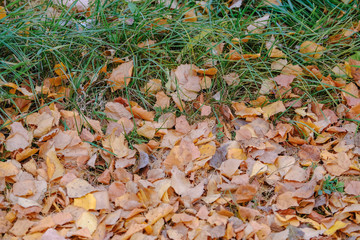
[105, 102, 132, 120]
[299, 41, 326, 60]
[174, 64, 202, 101]
[349, 58, 360, 84]
[234, 184, 257, 203]
[223, 72, 240, 85]
[171, 167, 204, 201]
[126, 102, 155, 121]
[0, 161, 19, 178]
[322, 151, 350, 176]
[15, 148, 38, 162]
[143, 78, 162, 94]
[262, 101, 286, 120]
[298, 145, 320, 162]
[108, 181, 126, 202]
[9, 219, 34, 236]
[273, 74, 296, 88]
[281, 64, 303, 76]
[164, 139, 200, 171]
[145, 203, 174, 225]
[276, 192, 299, 210]
[41, 228, 66, 240]
[227, 50, 261, 60]
[108, 61, 133, 91]
[345, 181, 360, 195]
[13, 180, 36, 197]
[155, 91, 170, 109]
[5, 122, 32, 152]
[183, 8, 197, 22]
[66, 178, 95, 198]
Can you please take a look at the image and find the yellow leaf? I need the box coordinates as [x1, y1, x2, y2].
[76, 211, 98, 235]
[250, 161, 268, 177]
[0, 7, 6, 20]
[54, 62, 67, 76]
[227, 148, 247, 160]
[183, 8, 197, 22]
[324, 221, 348, 235]
[46, 150, 65, 181]
[16, 148, 38, 162]
[74, 193, 97, 210]
[299, 41, 326, 60]
[198, 144, 217, 160]
[262, 101, 286, 120]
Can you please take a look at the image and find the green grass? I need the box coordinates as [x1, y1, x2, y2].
[0, 0, 359, 135]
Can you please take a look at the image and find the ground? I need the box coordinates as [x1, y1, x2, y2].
[1, 0, 360, 239]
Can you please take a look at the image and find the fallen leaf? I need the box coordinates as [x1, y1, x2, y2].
[54, 62, 67, 76]
[145, 203, 173, 225]
[108, 61, 133, 91]
[74, 193, 96, 210]
[349, 58, 360, 84]
[235, 184, 257, 203]
[0, 161, 19, 178]
[15, 148, 38, 162]
[75, 211, 98, 235]
[219, 159, 241, 178]
[229, 0, 243, 8]
[173, 64, 202, 101]
[0, 6, 6, 20]
[271, 59, 288, 70]
[324, 221, 348, 236]
[183, 8, 197, 22]
[247, 14, 270, 34]
[66, 178, 95, 198]
[143, 79, 162, 94]
[345, 181, 360, 195]
[155, 91, 170, 109]
[41, 228, 66, 240]
[127, 102, 155, 121]
[273, 74, 296, 88]
[262, 101, 286, 120]
[53, 0, 89, 12]
[201, 105, 212, 116]
[276, 192, 299, 210]
[264, 0, 281, 6]
[227, 50, 261, 61]
[300, 41, 326, 60]
[5, 122, 32, 152]
[9, 219, 34, 236]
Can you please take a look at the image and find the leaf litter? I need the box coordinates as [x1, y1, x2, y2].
[1, 2, 360, 240]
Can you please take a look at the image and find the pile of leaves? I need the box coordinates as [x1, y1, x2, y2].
[1, 0, 360, 240]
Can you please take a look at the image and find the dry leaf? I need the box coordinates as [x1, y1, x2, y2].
[273, 74, 296, 88]
[155, 91, 170, 109]
[66, 178, 95, 198]
[0, 6, 6, 20]
[108, 61, 133, 91]
[0, 161, 19, 178]
[349, 58, 360, 84]
[173, 64, 202, 101]
[299, 41, 326, 60]
[127, 102, 155, 121]
[262, 101, 286, 120]
[223, 73, 240, 85]
[235, 184, 257, 203]
[345, 181, 360, 195]
[183, 8, 197, 22]
[5, 122, 32, 152]
[75, 211, 98, 235]
[53, 0, 89, 12]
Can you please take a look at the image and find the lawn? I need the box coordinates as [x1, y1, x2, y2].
[0, 0, 360, 239]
